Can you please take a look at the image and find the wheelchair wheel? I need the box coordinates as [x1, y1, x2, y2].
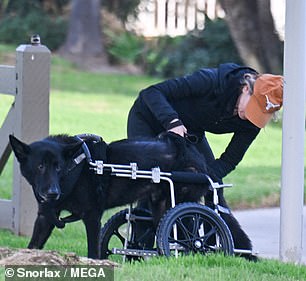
[156, 202, 234, 257]
[99, 208, 155, 261]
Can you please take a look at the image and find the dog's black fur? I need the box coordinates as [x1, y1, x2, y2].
[9, 132, 253, 259]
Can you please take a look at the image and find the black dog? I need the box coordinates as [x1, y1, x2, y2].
[9, 133, 252, 259]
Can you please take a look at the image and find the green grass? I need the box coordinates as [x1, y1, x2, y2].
[219, 125, 283, 208]
[1, 254, 305, 281]
[0, 46, 305, 279]
[50, 59, 159, 140]
[115, 255, 306, 281]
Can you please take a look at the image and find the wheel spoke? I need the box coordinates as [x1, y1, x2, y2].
[168, 215, 200, 252]
[176, 217, 194, 240]
[113, 229, 126, 245]
[100, 208, 156, 261]
[168, 236, 191, 247]
[202, 226, 225, 252]
[192, 213, 202, 235]
[156, 203, 234, 257]
[202, 226, 217, 243]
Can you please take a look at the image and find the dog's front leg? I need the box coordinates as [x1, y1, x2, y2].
[28, 214, 55, 249]
[83, 210, 102, 259]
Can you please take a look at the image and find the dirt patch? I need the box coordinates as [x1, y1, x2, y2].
[0, 248, 117, 267]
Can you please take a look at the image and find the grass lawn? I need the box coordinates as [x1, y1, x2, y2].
[115, 254, 306, 281]
[1, 254, 305, 281]
[0, 47, 305, 279]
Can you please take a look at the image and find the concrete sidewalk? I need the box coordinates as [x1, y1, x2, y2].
[233, 206, 306, 264]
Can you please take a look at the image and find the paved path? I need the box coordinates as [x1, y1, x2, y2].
[233, 206, 306, 264]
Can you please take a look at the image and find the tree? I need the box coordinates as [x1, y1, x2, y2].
[59, 0, 141, 68]
[59, 0, 107, 65]
[218, 0, 283, 73]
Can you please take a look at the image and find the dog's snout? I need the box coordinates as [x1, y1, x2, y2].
[46, 184, 60, 200]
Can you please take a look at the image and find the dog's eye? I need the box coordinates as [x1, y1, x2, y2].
[37, 164, 45, 173]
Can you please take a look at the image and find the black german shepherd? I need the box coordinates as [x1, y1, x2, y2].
[9, 133, 252, 259]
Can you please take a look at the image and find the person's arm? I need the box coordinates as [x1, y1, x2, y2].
[209, 128, 260, 180]
[138, 68, 217, 130]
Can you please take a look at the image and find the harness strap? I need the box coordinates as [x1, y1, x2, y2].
[74, 135, 94, 163]
[64, 135, 96, 176]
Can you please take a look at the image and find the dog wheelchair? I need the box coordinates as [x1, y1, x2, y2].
[87, 158, 253, 262]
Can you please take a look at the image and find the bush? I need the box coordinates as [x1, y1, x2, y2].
[104, 29, 145, 65]
[0, 10, 67, 50]
[145, 17, 242, 77]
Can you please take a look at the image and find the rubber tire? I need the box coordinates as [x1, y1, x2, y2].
[99, 208, 155, 260]
[156, 202, 234, 256]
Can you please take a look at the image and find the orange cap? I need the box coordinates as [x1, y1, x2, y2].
[245, 74, 283, 128]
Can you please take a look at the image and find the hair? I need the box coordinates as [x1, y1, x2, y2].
[240, 73, 258, 95]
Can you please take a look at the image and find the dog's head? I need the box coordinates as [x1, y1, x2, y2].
[9, 135, 83, 203]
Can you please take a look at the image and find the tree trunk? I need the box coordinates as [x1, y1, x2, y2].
[60, 0, 107, 66]
[219, 0, 283, 73]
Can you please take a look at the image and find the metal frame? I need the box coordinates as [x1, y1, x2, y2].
[90, 161, 177, 207]
[90, 160, 253, 259]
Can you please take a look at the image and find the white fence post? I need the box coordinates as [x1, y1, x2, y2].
[0, 37, 50, 236]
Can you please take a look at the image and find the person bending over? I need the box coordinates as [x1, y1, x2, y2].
[127, 62, 283, 251]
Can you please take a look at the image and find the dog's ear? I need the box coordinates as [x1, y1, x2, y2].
[9, 135, 30, 163]
[63, 141, 83, 159]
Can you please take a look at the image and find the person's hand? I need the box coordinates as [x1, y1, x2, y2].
[167, 119, 187, 137]
[168, 125, 187, 137]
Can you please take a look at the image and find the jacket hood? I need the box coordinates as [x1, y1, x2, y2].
[216, 63, 258, 116]
[218, 63, 258, 92]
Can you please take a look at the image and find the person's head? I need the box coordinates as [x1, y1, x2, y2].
[237, 73, 283, 128]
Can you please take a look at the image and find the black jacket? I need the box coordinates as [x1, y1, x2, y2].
[131, 63, 261, 179]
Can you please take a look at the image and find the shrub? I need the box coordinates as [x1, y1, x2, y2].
[104, 29, 145, 65]
[0, 10, 67, 50]
[145, 17, 242, 77]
